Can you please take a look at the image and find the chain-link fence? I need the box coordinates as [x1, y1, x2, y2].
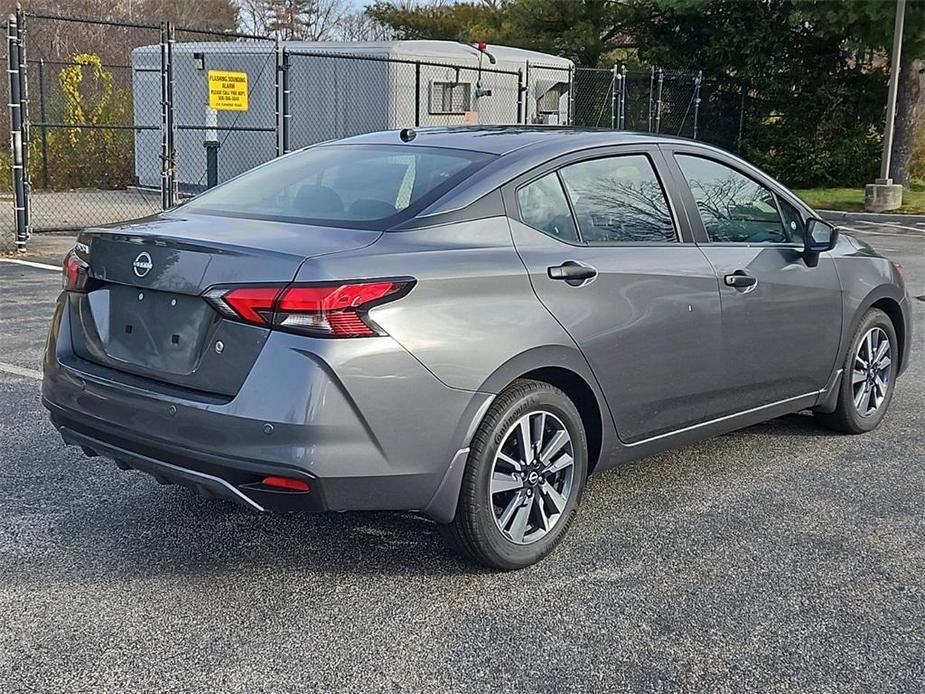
[573, 65, 742, 146]
[3, 9, 747, 252]
[13, 13, 164, 237]
[170, 27, 278, 196]
[285, 50, 522, 150]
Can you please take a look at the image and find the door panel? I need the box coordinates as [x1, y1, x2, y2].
[511, 220, 723, 442]
[696, 246, 842, 416]
[666, 148, 844, 416]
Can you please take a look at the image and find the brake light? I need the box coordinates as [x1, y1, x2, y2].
[62, 248, 91, 292]
[203, 279, 413, 338]
[221, 286, 281, 324]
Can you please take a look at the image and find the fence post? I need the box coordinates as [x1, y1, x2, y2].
[282, 48, 291, 154]
[619, 65, 626, 129]
[654, 68, 664, 133]
[610, 64, 618, 129]
[167, 23, 177, 204]
[38, 58, 48, 189]
[567, 65, 575, 125]
[274, 36, 282, 158]
[737, 83, 746, 153]
[524, 60, 531, 124]
[414, 62, 421, 128]
[160, 22, 177, 208]
[17, 7, 30, 237]
[647, 66, 654, 132]
[692, 70, 702, 140]
[7, 14, 27, 250]
[517, 67, 524, 125]
[159, 22, 169, 209]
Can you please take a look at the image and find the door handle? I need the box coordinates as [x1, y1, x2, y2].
[548, 261, 597, 286]
[724, 271, 758, 291]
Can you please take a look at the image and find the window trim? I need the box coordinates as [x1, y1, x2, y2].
[504, 145, 690, 247]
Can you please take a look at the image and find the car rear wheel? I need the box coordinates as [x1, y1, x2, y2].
[815, 308, 898, 434]
[447, 379, 588, 570]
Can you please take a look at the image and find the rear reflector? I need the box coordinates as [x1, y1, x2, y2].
[203, 279, 413, 338]
[261, 476, 310, 492]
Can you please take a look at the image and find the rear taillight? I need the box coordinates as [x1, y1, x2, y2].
[62, 248, 91, 292]
[203, 279, 413, 338]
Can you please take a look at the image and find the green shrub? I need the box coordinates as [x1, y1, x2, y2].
[33, 54, 134, 190]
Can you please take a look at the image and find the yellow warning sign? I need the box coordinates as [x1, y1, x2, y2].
[208, 70, 248, 111]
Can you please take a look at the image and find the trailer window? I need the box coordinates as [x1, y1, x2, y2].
[181, 144, 494, 229]
[429, 81, 472, 115]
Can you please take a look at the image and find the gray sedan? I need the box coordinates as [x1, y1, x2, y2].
[43, 127, 912, 569]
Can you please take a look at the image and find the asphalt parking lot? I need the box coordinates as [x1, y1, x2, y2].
[1, 215, 923, 693]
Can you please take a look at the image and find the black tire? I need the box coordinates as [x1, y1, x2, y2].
[447, 379, 588, 570]
[815, 308, 898, 434]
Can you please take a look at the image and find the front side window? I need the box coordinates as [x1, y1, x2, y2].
[558, 155, 676, 243]
[182, 144, 494, 228]
[516, 172, 579, 242]
[676, 154, 787, 243]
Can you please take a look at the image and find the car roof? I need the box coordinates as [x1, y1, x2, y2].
[330, 126, 695, 156]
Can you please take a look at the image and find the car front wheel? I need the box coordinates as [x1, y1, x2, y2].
[447, 379, 588, 570]
[816, 308, 898, 434]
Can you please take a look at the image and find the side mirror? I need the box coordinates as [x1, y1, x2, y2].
[803, 219, 838, 267]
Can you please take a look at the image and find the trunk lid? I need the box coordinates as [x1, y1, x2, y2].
[68, 212, 380, 396]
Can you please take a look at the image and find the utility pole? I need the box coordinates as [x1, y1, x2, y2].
[865, 0, 906, 212]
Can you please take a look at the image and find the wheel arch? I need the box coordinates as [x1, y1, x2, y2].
[845, 285, 908, 376]
[423, 346, 615, 524]
[518, 366, 604, 475]
[869, 297, 906, 373]
[477, 345, 615, 475]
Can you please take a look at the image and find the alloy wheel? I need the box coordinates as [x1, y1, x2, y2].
[852, 327, 892, 418]
[490, 410, 575, 545]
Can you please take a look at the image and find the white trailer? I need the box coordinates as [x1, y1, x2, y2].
[131, 40, 573, 192]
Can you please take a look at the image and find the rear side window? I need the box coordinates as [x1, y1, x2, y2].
[676, 155, 788, 243]
[516, 172, 579, 242]
[558, 155, 676, 243]
[182, 144, 494, 229]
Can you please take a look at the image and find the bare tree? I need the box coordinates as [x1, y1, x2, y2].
[333, 10, 394, 41]
[258, 0, 350, 40]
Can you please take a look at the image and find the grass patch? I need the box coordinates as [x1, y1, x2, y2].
[793, 187, 925, 214]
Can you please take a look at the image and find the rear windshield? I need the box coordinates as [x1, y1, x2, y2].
[182, 144, 494, 229]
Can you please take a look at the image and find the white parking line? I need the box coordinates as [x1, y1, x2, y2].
[854, 220, 925, 233]
[0, 361, 42, 381]
[0, 258, 60, 271]
[838, 225, 921, 239]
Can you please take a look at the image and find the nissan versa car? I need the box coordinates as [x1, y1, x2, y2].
[43, 127, 911, 569]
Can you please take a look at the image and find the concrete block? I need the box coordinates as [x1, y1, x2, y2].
[864, 181, 903, 212]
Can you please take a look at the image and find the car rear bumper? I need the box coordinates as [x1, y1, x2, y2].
[43, 295, 491, 518]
